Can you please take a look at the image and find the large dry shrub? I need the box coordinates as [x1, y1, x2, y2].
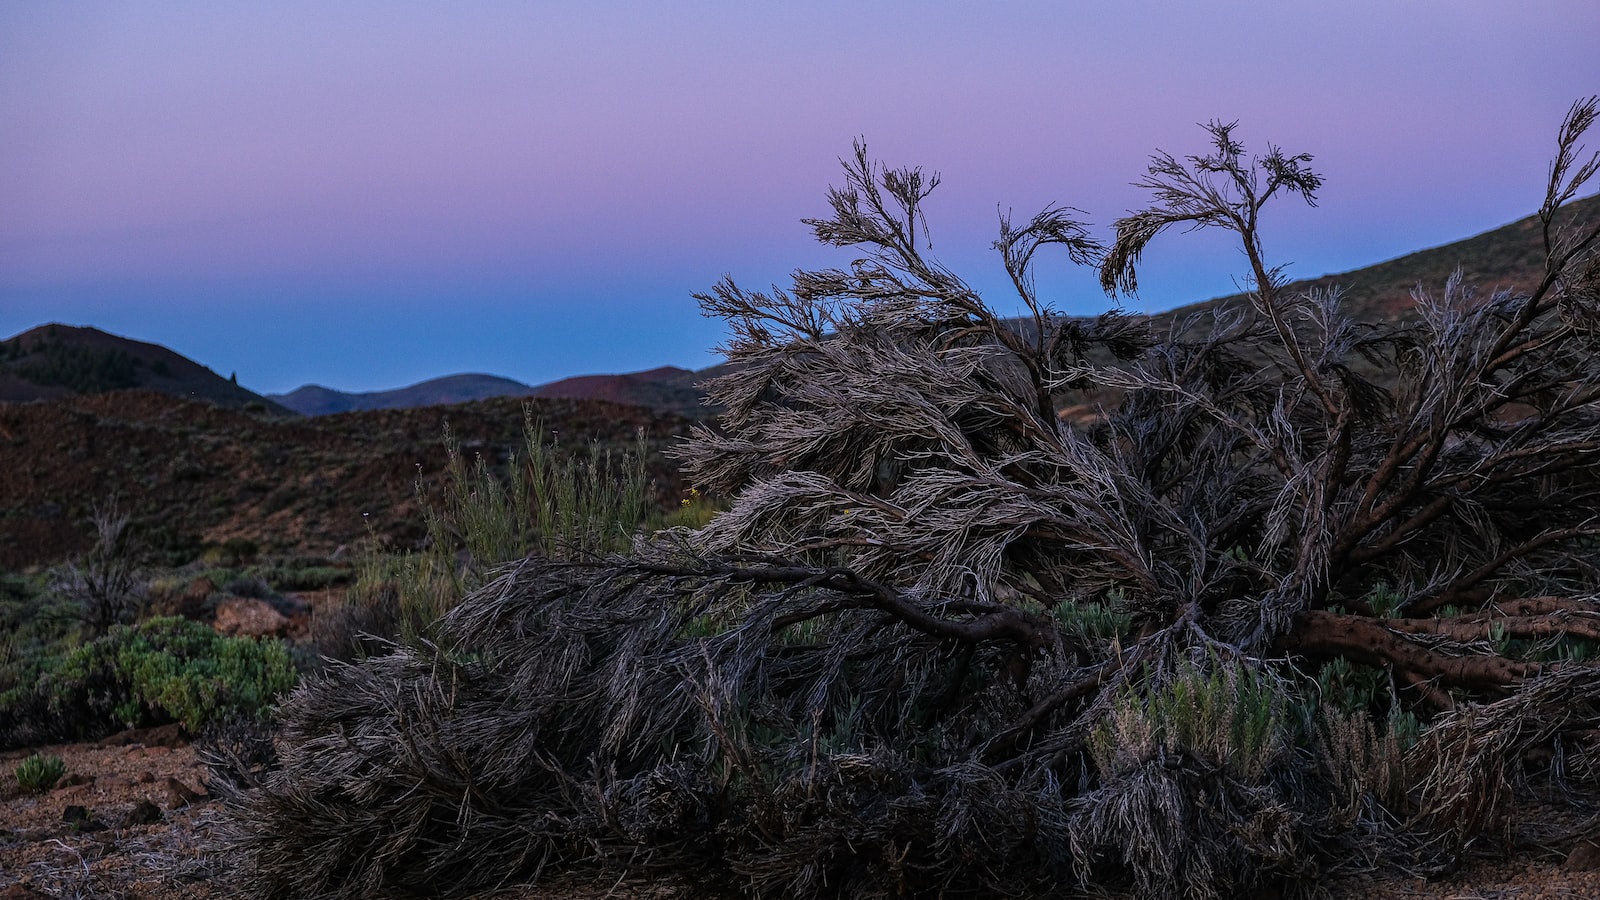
[229, 100, 1600, 899]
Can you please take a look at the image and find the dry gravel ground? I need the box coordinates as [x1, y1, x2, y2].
[3, 730, 1600, 899]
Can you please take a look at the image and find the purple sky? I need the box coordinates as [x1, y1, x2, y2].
[2, 3, 1597, 395]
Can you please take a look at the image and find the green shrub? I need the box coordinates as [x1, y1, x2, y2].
[201, 537, 260, 566]
[2, 617, 296, 744]
[14, 753, 66, 794]
[1088, 660, 1291, 782]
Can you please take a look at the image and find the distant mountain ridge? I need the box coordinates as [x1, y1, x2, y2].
[271, 374, 540, 416]
[5, 193, 1594, 423]
[271, 365, 714, 419]
[0, 324, 294, 415]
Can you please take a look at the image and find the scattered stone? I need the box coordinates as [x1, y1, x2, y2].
[97, 722, 187, 749]
[60, 805, 105, 833]
[124, 799, 163, 826]
[1566, 836, 1600, 871]
[162, 776, 206, 809]
[213, 596, 290, 637]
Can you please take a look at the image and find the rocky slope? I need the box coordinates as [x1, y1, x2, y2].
[0, 390, 692, 570]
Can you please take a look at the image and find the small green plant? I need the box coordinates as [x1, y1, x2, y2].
[14, 753, 66, 794]
[1363, 582, 1404, 618]
[1089, 659, 1289, 781]
[662, 486, 722, 529]
[1053, 595, 1132, 641]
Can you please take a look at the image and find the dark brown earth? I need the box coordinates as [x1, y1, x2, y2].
[0, 389, 693, 571]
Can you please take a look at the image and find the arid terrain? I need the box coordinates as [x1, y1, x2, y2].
[0, 389, 693, 572]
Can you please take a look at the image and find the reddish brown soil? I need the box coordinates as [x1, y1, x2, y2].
[0, 727, 227, 898]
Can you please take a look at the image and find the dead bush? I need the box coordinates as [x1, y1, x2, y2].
[229, 99, 1600, 898]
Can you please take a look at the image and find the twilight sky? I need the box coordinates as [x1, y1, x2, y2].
[2, 3, 1597, 395]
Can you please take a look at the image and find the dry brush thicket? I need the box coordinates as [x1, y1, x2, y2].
[226, 100, 1600, 899]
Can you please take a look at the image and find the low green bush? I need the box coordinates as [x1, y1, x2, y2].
[14, 752, 66, 794]
[1, 616, 295, 747]
[1088, 660, 1291, 782]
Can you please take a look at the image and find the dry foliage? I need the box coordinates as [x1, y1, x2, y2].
[228, 100, 1600, 899]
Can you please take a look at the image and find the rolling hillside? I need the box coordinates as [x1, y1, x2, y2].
[271, 374, 539, 416]
[0, 390, 691, 570]
[0, 324, 295, 414]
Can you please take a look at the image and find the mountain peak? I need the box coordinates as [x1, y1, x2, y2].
[0, 323, 293, 414]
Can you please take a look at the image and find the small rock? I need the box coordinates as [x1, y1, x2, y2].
[1566, 836, 1600, 871]
[213, 597, 290, 637]
[98, 722, 187, 748]
[124, 798, 163, 826]
[60, 804, 106, 833]
[162, 776, 207, 809]
[136, 770, 156, 784]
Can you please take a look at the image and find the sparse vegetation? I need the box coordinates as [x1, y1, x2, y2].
[312, 410, 660, 657]
[11, 337, 141, 394]
[0, 391, 690, 572]
[54, 497, 147, 636]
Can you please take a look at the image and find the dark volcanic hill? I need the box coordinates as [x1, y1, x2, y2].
[0, 390, 692, 571]
[0, 324, 295, 415]
[272, 374, 539, 416]
[531, 365, 719, 419]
